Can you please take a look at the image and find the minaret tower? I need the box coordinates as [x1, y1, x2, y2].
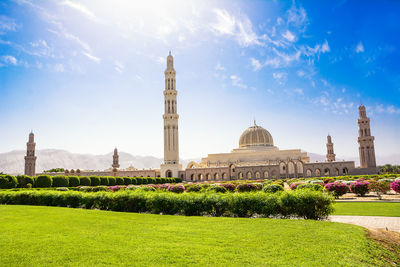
[112, 148, 120, 169]
[24, 131, 37, 177]
[160, 52, 181, 178]
[357, 104, 376, 168]
[326, 134, 336, 162]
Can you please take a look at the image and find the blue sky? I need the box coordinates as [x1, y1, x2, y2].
[0, 0, 399, 163]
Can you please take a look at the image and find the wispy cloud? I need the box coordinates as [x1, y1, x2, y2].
[114, 61, 124, 73]
[0, 55, 17, 66]
[230, 75, 248, 89]
[272, 71, 287, 85]
[60, 1, 97, 22]
[82, 52, 101, 63]
[0, 15, 19, 34]
[215, 62, 225, 71]
[211, 8, 261, 47]
[355, 41, 364, 53]
[282, 30, 296, 42]
[250, 58, 262, 71]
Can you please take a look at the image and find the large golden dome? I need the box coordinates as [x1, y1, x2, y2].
[239, 122, 274, 148]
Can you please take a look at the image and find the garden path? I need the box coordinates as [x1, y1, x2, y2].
[329, 215, 400, 232]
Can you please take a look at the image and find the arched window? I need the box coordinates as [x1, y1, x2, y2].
[306, 169, 312, 177]
[238, 172, 243, 179]
[315, 169, 321, 177]
[222, 173, 227, 180]
[324, 168, 330, 176]
[206, 173, 211, 180]
[190, 174, 194, 181]
[263, 171, 269, 178]
[214, 173, 219, 180]
[198, 174, 203, 181]
[246, 171, 252, 179]
[255, 171, 261, 179]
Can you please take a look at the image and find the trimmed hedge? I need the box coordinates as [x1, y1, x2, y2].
[263, 184, 284, 193]
[52, 175, 69, 187]
[0, 190, 333, 220]
[16, 175, 34, 188]
[0, 175, 18, 189]
[108, 177, 116, 186]
[35, 175, 52, 188]
[80, 177, 91, 186]
[68, 176, 80, 187]
[115, 177, 124, 185]
[90, 176, 100, 186]
[296, 184, 323, 191]
[100, 177, 109, 186]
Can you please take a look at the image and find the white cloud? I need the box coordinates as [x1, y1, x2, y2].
[286, 3, 308, 30]
[356, 42, 364, 53]
[61, 1, 97, 21]
[82, 52, 101, 63]
[212, 8, 261, 47]
[282, 30, 296, 42]
[230, 75, 248, 89]
[294, 88, 303, 95]
[272, 72, 287, 85]
[114, 61, 124, 73]
[250, 58, 262, 71]
[0, 55, 17, 67]
[0, 15, 18, 34]
[215, 62, 225, 71]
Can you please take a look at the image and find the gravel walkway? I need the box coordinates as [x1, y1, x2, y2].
[329, 215, 400, 232]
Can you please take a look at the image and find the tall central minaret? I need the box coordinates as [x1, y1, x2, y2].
[24, 132, 37, 177]
[357, 104, 376, 168]
[326, 134, 336, 162]
[160, 52, 181, 178]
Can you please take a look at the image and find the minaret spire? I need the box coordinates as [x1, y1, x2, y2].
[326, 134, 336, 162]
[24, 131, 37, 177]
[160, 52, 182, 178]
[357, 104, 376, 168]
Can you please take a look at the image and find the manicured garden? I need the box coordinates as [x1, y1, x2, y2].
[0, 205, 398, 266]
[333, 202, 400, 217]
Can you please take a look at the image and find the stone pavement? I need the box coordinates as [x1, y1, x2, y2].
[329, 215, 400, 232]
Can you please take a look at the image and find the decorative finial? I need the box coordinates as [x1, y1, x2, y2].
[253, 118, 256, 126]
[169, 51, 171, 56]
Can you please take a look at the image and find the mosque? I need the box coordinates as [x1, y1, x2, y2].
[25, 52, 378, 180]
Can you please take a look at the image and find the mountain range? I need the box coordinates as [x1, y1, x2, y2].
[1, 149, 399, 175]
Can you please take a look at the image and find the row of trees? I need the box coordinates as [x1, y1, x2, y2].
[379, 164, 400, 174]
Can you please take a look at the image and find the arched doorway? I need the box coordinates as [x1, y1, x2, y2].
[166, 170, 172, 178]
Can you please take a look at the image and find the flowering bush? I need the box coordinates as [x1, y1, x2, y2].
[167, 184, 185, 193]
[369, 181, 391, 199]
[220, 183, 236, 192]
[350, 181, 370, 196]
[236, 183, 259, 192]
[391, 180, 400, 193]
[263, 184, 284, 193]
[297, 184, 323, 191]
[107, 185, 126, 192]
[290, 182, 304, 190]
[324, 182, 348, 198]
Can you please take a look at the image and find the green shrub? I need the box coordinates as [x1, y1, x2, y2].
[263, 184, 284, 193]
[35, 175, 52, 188]
[186, 184, 202, 192]
[206, 185, 227, 193]
[79, 176, 91, 186]
[297, 184, 323, 191]
[115, 177, 124, 185]
[100, 177, 109, 186]
[68, 176, 80, 187]
[0, 175, 18, 189]
[0, 190, 334, 220]
[123, 177, 132, 185]
[26, 183, 33, 188]
[52, 175, 69, 187]
[108, 177, 116, 186]
[16, 175, 34, 188]
[90, 176, 100, 186]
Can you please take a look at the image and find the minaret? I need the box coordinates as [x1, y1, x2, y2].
[326, 134, 336, 162]
[24, 131, 37, 177]
[160, 52, 181, 178]
[357, 104, 376, 168]
[112, 148, 120, 169]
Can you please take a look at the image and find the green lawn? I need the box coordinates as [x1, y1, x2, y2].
[334, 202, 400, 217]
[0, 206, 396, 266]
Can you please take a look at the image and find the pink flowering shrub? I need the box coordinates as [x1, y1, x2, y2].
[167, 184, 185, 193]
[107, 185, 126, 192]
[391, 180, 400, 193]
[290, 182, 304, 190]
[220, 183, 236, 192]
[236, 183, 258, 192]
[350, 181, 370, 196]
[324, 182, 348, 198]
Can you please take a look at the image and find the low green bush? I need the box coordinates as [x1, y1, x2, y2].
[0, 175, 18, 189]
[0, 190, 333, 220]
[35, 175, 52, 188]
[115, 177, 124, 185]
[123, 177, 132, 185]
[100, 177, 109, 186]
[52, 175, 69, 187]
[206, 185, 227, 193]
[108, 177, 116, 186]
[186, 184, 202, 192]
[68, 176, 80, 187]
[263, 184, 284, 193]
[79, 177, 91, 186]
[297, 184, 323, 191]
[16, 175, 34, 188]
[90, 176, 101, 186]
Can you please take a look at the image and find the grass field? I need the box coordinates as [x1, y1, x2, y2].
[0, 205, 397, 266]
[333, 202, 400, 217]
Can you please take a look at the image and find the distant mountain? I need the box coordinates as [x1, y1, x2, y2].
[1, 149, 398, 175]
[0, 149, 199, 175]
